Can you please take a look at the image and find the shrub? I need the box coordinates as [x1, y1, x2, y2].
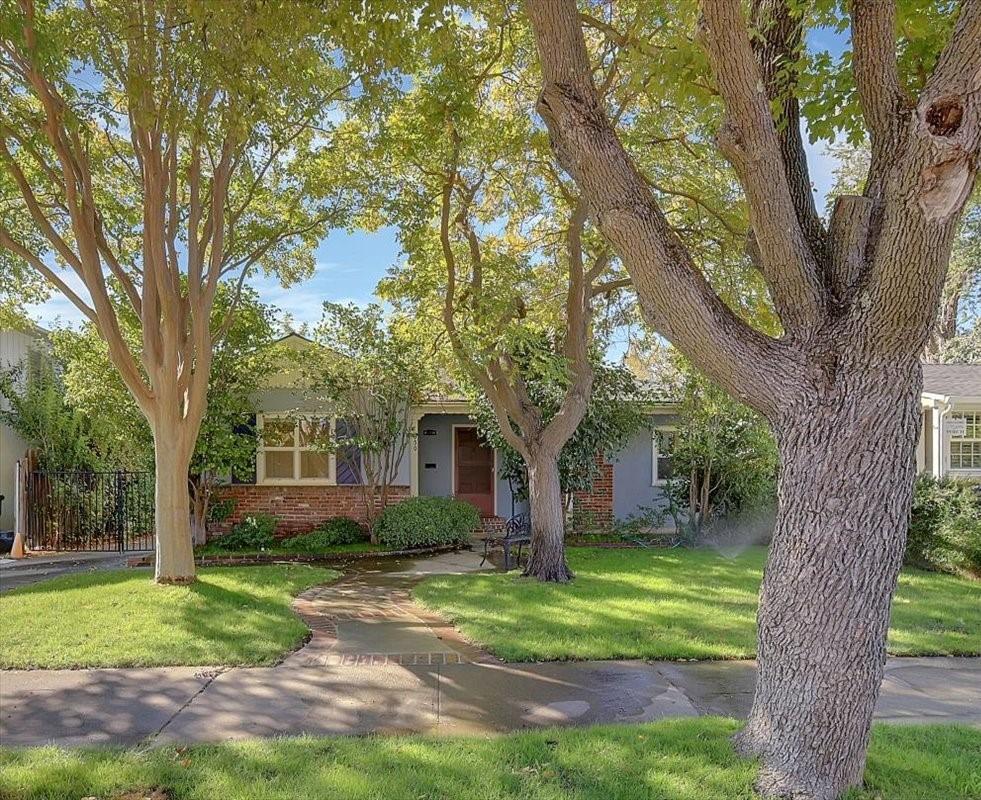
[212, 513, 278, 551]
[282, 517, 366, 551]
[907, 475, 981, 577]
[373, 497, 480, 550]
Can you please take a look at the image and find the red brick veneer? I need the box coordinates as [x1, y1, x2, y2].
[214, 484, 411, 537]
[572, 454, 614, 526]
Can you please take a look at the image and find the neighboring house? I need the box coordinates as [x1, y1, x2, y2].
[0, 328, 46, 531]
[217, 333, 680, 535]
[918, 363, 981, 480]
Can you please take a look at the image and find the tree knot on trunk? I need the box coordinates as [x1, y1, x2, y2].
[917, 154, 975, 222]
[925, 98, 963, 137]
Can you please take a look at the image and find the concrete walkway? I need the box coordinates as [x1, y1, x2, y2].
[2, 551, 979, 747]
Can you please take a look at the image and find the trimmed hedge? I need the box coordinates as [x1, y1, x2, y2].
[373, 496, 480, 550]
[212, 513, 278, 551]
[907, 475, 981, 578]
[283, 517, 366, 551]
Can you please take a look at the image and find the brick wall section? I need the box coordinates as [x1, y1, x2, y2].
[214, 484, 411, 537]
[573, 454, 614, 527]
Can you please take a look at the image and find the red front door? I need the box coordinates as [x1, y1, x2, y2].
[454, 427, 495, 516]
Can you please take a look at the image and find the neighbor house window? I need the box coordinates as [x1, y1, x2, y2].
[949, 412, 981, 470]
[258, 414, 334, 483]
[652, 428, 676, 485]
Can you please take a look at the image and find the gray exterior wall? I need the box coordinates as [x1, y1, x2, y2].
[417, 413, 525, 517]
[254, 388, 411, 485]
[611, 413, 678, 521]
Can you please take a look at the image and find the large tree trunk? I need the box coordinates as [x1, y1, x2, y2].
[152, 427, 197, 584]
[523, 448, 573, 582]
[734, 359, 921, 800]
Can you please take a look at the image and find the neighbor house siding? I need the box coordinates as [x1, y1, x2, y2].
[0, 330, 43, 531]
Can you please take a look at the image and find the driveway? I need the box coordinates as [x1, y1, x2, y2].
[0, 551, 149, 592]
[2, 551, 979, 747]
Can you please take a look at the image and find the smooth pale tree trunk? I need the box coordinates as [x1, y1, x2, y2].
[523, 448, 573, 582]
[152, 427, 197, 583]
[189, 479, 209, 547]
[734, 359, 921, 800]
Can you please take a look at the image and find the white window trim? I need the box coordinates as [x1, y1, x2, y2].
[257, 413, 337, 485]
[947, 410, 981, 475]
[652, 426, 676, 487]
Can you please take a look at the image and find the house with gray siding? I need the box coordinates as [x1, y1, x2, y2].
[217, 333, 679, 534]
[217, 336, 981, 536]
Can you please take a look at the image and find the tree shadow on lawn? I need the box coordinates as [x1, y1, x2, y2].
[417, 548, 980, 661]
[3, 720, 976, 800]
[0, 720, 756, 800]
[0, 565, 334, 668]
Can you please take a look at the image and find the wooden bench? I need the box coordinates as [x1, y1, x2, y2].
[480, 512, 531, 571]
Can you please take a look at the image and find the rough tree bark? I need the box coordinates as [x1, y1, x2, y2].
[524, 0, 980, 795]
[734, 357, 921, 797]
[524, 445, 573, 582]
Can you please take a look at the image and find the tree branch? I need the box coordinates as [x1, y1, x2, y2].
[697, 0, 824, 334]
[525, 0, 800, 415]
[749, 0, 827, 260]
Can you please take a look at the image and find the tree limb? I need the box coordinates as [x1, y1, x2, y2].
[697, 0, 824, 333]
[525, 0, 800, 415]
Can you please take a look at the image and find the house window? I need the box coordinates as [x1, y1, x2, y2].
[949, 412, 981, 471]
[258, 414, 335, 483]
[652, 428, 676, 485]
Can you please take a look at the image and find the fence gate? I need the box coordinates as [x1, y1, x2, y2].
[23, 470, 155, 552]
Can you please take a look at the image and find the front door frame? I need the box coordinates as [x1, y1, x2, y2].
[451, 424, 496, 516]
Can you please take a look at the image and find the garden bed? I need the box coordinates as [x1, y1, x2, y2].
[127, 542, 466, 568]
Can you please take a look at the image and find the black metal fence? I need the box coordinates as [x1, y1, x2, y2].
[24, 470, 155, 552]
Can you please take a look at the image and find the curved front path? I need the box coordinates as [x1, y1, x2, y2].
[2, 550, 979, 747]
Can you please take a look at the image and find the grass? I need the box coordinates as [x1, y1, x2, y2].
[0, 565, 338, 669]
[414, 547, 981, 662]
[194, 541, 384, 558]
[0, 720, 976, 799]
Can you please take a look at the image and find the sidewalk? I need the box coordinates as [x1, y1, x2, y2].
[3, 656, 977, 748]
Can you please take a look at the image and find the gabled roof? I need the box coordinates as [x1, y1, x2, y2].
[922, 363, 981, 399]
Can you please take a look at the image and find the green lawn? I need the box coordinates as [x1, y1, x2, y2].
[0, 720, 976, 800]
[0, 565, 338, 669]
[414, 547, 981, 662]
[195, 541, 384, 558]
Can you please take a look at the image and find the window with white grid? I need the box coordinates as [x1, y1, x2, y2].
[258, 414, 334, 483]
[950, 412, 981, 471]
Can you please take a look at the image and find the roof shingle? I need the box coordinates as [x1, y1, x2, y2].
[922, 364, 981, 397]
